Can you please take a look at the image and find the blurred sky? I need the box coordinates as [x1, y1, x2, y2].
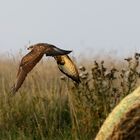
[0, 0, 140, 57]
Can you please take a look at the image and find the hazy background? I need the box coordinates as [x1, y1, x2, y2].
[0, 0, 140, 57]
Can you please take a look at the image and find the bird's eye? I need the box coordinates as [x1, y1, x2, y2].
[27, 46, 32, 50]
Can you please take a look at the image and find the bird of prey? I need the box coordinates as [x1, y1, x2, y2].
[54, 55, 80, 83]
[11, 43, 72, 94]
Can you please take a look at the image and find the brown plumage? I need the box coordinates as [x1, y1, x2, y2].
[54, 55, 80, 83]
[11, 43, 72, 94]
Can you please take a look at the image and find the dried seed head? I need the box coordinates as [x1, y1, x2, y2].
[60, 75, 66, 81]
[121, 69, 126, 73]
[79, 66, 86, 71]
[105, 70, 116, 80]
[92, 61, 99, 70]
[79, 73, 88, 79]
[83, 71, 89, 76]
[133, 60, 139, 68]
[101, 60, 104, 65]
[102, 67, 106, 72]
[135, 53, 139, 60]
[92, 66, 97, 70]
[113, 88, 117, 93]
[135, 53, 140, 57]
[105, 71, 111, 77]
[120, 73, 124, 78]
[94, 60, 99, 67]
[124, 57, 132, 62]
[111, 67, 118, 72]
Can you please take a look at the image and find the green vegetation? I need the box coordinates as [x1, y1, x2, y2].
[0, 53, 140, 140]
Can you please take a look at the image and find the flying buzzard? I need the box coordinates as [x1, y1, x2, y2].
[11, 43, 72, 94]
[54, 55, 80, 83]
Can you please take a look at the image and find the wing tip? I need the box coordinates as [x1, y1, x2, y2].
[73, 77, 81, 84]
[10, 85, 17, 95]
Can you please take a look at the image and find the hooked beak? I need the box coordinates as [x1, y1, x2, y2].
[46, 46, 72, 56]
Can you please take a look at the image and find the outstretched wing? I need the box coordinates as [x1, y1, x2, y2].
[54, 55, 80, 83]
[11, 50, 44, 94]
[11, 67, 27, 94]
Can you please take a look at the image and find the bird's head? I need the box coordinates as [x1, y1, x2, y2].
[27, 43, 46, 52]
[27, 45, 34, 51]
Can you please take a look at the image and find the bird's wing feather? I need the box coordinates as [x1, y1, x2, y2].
[20, 50, 44, 74]
[55, 55, 80, 83]
[11, 50, 44, 94]
[11, 67, 27, 94]
[20, 50, 43, 66]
